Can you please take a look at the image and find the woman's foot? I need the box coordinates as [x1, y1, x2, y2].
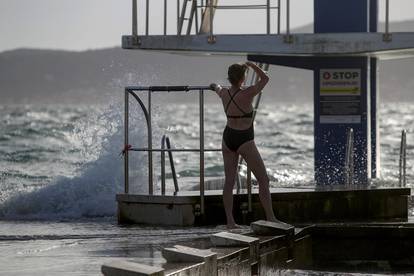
[266, 215, 279, 223]
[226, 223, 242, 229]
[267, 217, 291, 226]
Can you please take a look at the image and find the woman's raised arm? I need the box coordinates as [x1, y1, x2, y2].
[245, 62, 269, 98]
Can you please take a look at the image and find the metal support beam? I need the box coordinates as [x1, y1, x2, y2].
[383, 0, 392, 41]
[146, 0, 149, 35]
[277, 0, 281, 34]
[124, 90, 130, 194]
[199, 89, 205, 216]
[164, 0, 168, 35]
[132, 0, 137, 36]
[148, 91, 153, 195]
[284, 0, 292, 43]
[161, 136, 166, 195]
[266, 0, 270, 34]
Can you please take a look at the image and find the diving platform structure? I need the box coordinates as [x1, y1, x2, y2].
[122, 0, 413, 185]
[123, 0, 414, 59]
[117, 0, 412, 225]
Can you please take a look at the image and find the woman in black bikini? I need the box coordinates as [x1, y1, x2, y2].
[211, 62, 277, 228]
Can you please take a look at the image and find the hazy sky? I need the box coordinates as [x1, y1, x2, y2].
[1, 0, 414, 52]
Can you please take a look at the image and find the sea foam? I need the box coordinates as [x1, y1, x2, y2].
[0, 98, 150, 220]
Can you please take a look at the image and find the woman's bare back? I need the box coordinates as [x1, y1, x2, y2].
[219, 87, 255, 130]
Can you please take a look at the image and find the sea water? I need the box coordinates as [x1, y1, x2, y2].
[0, 101, 412, 275]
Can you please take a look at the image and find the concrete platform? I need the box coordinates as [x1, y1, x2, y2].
[102, 220, 414, 275]
[122, 33, 414, 59]
[117, 186, 410, 226]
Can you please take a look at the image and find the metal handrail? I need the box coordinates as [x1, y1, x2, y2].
[161, 135, 179, 195]
[399, 129, 407, 187]
[197, 4, 279, 10]
[132, 0, 286, 37]
[344, 128, 354, 187]
[130, 148, 221, 152]
[132, 0, 396, 42]
[124, 85, 215, 216]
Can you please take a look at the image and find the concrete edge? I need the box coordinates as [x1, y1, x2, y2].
[102, 261, 164, 276]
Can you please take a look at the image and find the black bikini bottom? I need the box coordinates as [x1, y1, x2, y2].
[223, 124, 254, 152]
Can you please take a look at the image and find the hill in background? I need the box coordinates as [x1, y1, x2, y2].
[1, 21, 414, 104]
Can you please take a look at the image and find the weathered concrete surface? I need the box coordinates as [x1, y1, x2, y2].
[294, 225, 314, 239]
[215, 247, 251, 276]
[117, 201, 195, 226]
[251, 220, 295, 236]
[259, 247, 289, 276]
[117, 187, 410, 226]
[102, 261, 164, 276]
[289, 235, 313, 269]
[257, 234, 287, 259]
[163, 262, 204, 276]
[211, 231, 259, 264]
[162, 245, 217, 276]
[162, 245, 216, 263]
[102, 222, 414, 275]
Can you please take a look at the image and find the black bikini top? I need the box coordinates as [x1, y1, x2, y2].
[225, 88, 254, 119]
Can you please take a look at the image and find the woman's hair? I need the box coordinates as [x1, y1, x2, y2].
[228, 63, 248, 86]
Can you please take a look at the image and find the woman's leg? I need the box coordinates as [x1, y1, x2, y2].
[237, 141, 277, 222]
[222, 141, 240, 228]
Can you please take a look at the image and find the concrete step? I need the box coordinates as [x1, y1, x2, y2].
[251, 220, 295, 236]
[211, 231, 260, 264]
[101, 261, 164, 276]
[162, 245, 217, 276]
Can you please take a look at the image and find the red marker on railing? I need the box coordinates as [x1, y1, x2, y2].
[121, 144, 132, 156]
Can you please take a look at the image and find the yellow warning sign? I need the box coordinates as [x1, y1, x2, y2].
[320, 69, 361, 96]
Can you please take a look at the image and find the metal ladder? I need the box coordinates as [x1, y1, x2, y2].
[178, 0, 199, 35]
[177, 0, 282, 37]
[161, 135, 179, 195]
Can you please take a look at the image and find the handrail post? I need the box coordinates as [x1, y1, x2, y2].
[403, 132, 407, 187]
[199, 89, 205, 216]
[164, 0, 167, 35]
[383, 0, 392, 41]
[161, 135, 166, 195]
[284, 0, 292, 43]
[148, 91, 153, 195]
[132, 0, 138, 36]
[166, 137, 179, 194]
[277, 0, 281, 34]
[146, 0, 149, 35]
[345, 128, 354, 187]
[247, 167, 252, 213]
[399, 130, 407, 187]
[177, 0, 180, 34]
[124, 89, 130, 194]
[266, 0, 270, 34]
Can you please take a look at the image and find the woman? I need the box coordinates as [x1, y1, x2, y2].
[211, 62, 277, 229]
